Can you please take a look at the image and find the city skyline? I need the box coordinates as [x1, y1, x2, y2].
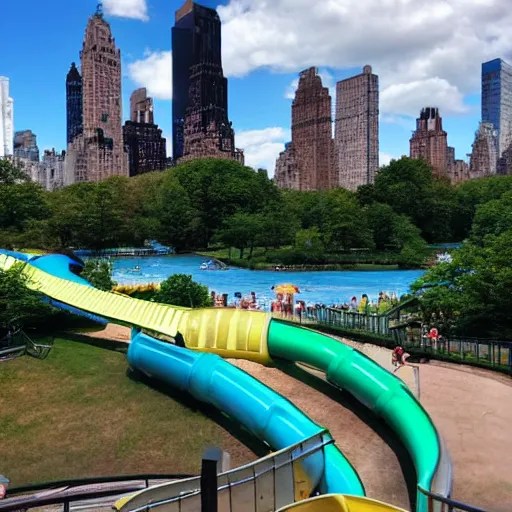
[2, 0, 512, 175]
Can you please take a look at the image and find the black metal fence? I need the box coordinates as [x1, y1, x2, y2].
[279, 307, 512, 372]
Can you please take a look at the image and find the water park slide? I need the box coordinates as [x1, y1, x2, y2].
[0, 250, 452, 511]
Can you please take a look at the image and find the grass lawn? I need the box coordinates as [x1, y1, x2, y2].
[0, 338, 255, 486]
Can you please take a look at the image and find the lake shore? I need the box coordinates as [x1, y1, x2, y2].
[194, 251, 422, 272]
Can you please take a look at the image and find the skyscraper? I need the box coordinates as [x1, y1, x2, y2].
[409, 107, 448, 177]
[0, 76, 14, 158]
[65, 3, 128, 184]
[481, 58, 512, 159]
[123, 88, 167, 176]
[66, 62, 83, 145]
[172, 0, 242, 163]
[274, 67, 333, 190]
[13, 130, 39, 162]
[469, 122, 498, 178]
[334, 65, 379, 191]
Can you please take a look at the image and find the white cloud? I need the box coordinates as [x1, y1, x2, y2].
[236, 127, 290, 175]
[103, 0, 148, 21]
[219, 0, 512, 117]
[285, 69, 336, 102]
[381, 78, 468, 117]
[379, 152, 398, 167]
[127, 51, 172, 100]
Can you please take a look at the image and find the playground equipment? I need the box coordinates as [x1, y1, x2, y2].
[0, 329, 54, 362]
[0, 250, 453, 512]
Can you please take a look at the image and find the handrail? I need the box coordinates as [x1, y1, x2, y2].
[417, 486, 487, 512]
[6, 474, 195, 495]
[124, 431, 335, 512]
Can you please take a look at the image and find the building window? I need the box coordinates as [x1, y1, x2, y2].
[102, 113, 108, 122]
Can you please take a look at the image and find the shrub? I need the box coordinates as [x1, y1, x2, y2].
[154, 274, 212, 308]
[81, 259, 117, 291]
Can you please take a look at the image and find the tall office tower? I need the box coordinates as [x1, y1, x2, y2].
[334, 65, 379, 191]
[0, 76, 14, 158]
[274, 67, 334, 190]
[13, 130, 40, 161]
[409, 107, 449, 177]
[123, 88, 167, 176]
[468, 122, 498, 179]
[172, 0, 243, 163]
[481, 58, 512, 161]
[65, 3, 128, 184]
[66, 62, 83, 145]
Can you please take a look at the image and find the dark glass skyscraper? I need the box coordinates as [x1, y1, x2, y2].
[482, 58, 512, 158]
[66, 62, 83, 144]
[171, 0, 229, 160]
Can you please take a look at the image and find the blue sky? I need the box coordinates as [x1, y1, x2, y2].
[2, 0, 509, 175]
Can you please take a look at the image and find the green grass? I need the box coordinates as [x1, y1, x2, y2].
[0, 338, 252, 486]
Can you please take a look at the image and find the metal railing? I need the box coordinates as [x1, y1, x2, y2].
[1, 474, 194, 512]
[418, 487, 487, 512]
[0, 432, 334, 512]
[0, 330, 54, 361]
[274, 308, 512, 371]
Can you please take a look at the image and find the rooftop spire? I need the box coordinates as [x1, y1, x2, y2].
[95, 1, 103, 17]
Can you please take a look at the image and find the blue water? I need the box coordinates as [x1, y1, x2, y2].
[112, 254, 423, 307]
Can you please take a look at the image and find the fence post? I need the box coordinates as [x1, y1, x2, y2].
[201, 447, 221, 512]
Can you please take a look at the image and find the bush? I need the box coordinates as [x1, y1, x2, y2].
[154, 274, 212, 308]
[81, 259, 117, 291]
[0, 264, 53, 337]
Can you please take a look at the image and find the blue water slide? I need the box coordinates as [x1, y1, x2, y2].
[127, 329, 364, 496]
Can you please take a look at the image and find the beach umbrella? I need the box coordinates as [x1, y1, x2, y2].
[273, 283, 300, 294]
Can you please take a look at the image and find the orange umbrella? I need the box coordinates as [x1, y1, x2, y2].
[273, 283, 300, 295]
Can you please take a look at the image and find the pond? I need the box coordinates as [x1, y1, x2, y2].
[112, 254, 424, 307]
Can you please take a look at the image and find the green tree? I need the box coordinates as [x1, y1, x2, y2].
[373, 157, 438, 239]
[215, 212, 263, 258]
[0, 263, 51, 336]
[367, 203, 425, 251]
[0, 159, 29, 185]
[258, 212, 298, 250]
[0, 181, 49, 232]
[172, 159, 272, 247]
[81, 259, 117, 291]
[155, 274, 212, 308]
[470, 190, 512, 242]
[323, 189, 374, 251]
[294, 227, 325, 262]
[411, 230, 512, 337]
[156, 173, 200, 251]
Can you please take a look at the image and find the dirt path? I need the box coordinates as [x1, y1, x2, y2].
[84, 325, 512, 510]
[419, 362, 512, 511]
[229, 359, 412, 509]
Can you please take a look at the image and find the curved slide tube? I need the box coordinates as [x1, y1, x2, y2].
[127, 328, 364, 498]
[267, 321, 452, 511]
[0, 251, 452, 511]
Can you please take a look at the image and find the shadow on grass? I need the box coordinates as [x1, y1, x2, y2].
[57, 331, 129, 354]
[126, 367, 270, 460]
[274, 360, 417, 511]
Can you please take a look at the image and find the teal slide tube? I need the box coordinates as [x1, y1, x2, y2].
[267, 319, 441, 512]
[127, 329, 365, 497]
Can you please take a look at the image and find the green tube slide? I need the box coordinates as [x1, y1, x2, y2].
[267, 320, 443, 512]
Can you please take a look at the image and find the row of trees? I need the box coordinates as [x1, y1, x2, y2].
[2, 157, 512, 261]
[412, 185, 512, 338]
